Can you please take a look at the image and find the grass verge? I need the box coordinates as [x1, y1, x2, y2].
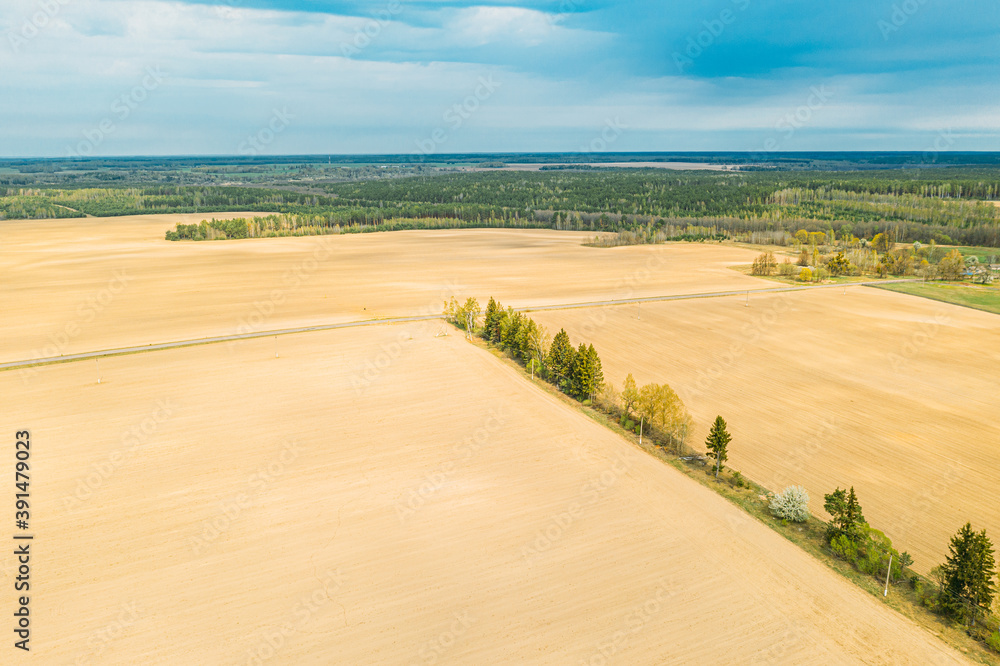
[874, 281, 1000, 316]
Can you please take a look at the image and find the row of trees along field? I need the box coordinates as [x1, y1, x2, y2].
[445, 295, 999, 654]
[750, 232, 996, 283]
[772, 482, 998, 648]
[444, 297, 695, 452]
[826, 488, 997, 648]
[164, 213, 548, 241]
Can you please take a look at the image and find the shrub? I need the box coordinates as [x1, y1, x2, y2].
[857, 548, 883, 576]
[797, 267, 813, 282]
[779, 259, 795, 277]
[830, 534, 858, 563]
[731, 470, 748, 489]
[769, 485, 810, 522]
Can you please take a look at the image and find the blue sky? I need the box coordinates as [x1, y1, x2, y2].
[1, 0, 999, 156]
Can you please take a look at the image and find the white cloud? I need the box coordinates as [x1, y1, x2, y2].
[447, 6, 557, 47]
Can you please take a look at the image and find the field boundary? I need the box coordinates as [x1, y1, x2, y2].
[465, 329, 999, 665]
[870, 282, 1000, 316]
[1, 280, 917, 372]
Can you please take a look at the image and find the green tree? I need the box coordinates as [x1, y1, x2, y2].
[940, 523, 997, 625]
[823, 487, 866, 544]
[500, 309, 523, 351]
[547, 329, 575, 389]
[704, 416, 731, 478]
[898, 551, 914, 581]
[569, 343, 603, 400]
[586, 344, 604, 401]
[483, 297, 502, 341]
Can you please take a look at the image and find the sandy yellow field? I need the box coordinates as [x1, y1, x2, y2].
[531, 287, 1000, 574]
[0, 325, 966, 664]
[0, 214, 770, 364]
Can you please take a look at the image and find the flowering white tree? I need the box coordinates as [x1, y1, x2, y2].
[770, 486, 810, 523]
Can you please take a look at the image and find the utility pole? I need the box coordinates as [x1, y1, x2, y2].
[884, 554, 893, 596]
[96, 358, 102, 384]
[745, 291, 750, 307]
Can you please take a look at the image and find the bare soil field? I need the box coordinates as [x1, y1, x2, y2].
[531, 287, 1000, 574]
[0, 215, 771, 364]
[1, 325, 965, 664]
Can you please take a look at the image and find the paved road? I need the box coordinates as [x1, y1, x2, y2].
[0, 279, 917, 372]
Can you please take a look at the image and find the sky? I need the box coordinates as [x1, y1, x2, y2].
[2, 0, 999, 157]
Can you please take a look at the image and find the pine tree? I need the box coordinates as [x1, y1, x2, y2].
[500, 309, 522, 351]
[586, 344, 603, 401]
[941, 523, 997, 625]
[823, 487, 867, 544]
[516, 318, 537, 363]
[483, 297, 501, 341]
[547, 329, 574, 389]
[570, 343, 589, 398]
[704, 416, 731, 478]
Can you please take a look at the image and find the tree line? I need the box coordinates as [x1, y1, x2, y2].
[749, 232, 994, 283]
[446, 297, 695, 452]
[444, 295, 998, 654]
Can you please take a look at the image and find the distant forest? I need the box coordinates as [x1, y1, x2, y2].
[2, 159, 1000, 246]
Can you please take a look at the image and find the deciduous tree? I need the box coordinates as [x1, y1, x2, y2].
[770, 486, 810, 523]
[872, 232, 892, 254]
[826, 252, 851, 276]
[938, 249, 966, 281]
[637, 382, 692, 452]
[751, 251, 777, 276]
[621, 374, 639, 419]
